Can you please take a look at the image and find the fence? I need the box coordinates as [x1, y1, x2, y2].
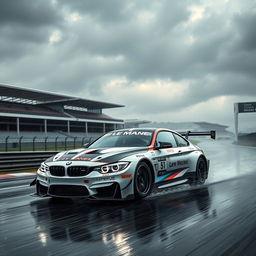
[0, 135, 99, 152]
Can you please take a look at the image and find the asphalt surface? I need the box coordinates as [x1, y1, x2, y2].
[1, 139, 256, 256]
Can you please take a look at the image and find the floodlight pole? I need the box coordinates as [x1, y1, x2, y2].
[234, 103, 239, 142]
[67, 120, 70, 134]
[85, 122, 88, 134]
[17, 117, 20, 136]
[44, 119, 47, 135]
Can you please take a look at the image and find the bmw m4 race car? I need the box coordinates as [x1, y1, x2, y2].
[31, 128, 216, 200]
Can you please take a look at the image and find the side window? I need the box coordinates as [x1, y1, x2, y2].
[173, 133, 189, 147]
[155, 131, 177, 148]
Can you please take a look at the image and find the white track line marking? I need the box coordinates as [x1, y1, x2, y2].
[11, 173, 35, 177]
[0, 185, 29, 191]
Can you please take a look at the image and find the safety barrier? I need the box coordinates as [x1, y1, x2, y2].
[0, 151, 59, 171]
[0, 135, 99, 171]
[0, 135, 98, 152]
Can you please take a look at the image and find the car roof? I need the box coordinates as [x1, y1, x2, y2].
[116, 128, 155, 131]
[113, 128, 178, 133]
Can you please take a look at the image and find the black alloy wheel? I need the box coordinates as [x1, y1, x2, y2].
[134, 162, 153, 199]
[193, 157, 207, 185]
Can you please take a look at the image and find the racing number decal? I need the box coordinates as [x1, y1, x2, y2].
[160, 161, 166, 170]
[155, 157, 168, 172]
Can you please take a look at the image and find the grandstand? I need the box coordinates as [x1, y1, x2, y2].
[0, 84, 124, 149]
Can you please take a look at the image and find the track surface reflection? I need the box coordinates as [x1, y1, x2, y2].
[1, 140, 256, 255]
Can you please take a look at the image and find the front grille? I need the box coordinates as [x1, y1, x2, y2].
[50, 166, 65, 176]
[49, 185, 89, 197]
[67, 166, 89, 177]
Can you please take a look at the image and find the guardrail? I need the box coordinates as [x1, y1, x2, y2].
[0, 151, 58, 172]
[0, 135, 98, 152]
[0, 135, 99, 172]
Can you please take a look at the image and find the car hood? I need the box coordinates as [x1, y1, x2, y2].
[45, 147, 148, 164]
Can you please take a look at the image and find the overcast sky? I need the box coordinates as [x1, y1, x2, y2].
[0, 0, 255, 130]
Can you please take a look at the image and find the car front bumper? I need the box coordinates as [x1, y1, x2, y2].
[34, 161, 136, 200]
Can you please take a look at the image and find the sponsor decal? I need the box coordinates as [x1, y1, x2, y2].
[57, 157, 72, 161]
[121, 174, 133, 179]
[169, 162, 176, 168]
[177, 160, 188, 165]
[157, 157, 167, 162]
[75, 157, 92, 161]
[166, 148, 174, 152]
[158, 170, 168, 176]
[106, 131, 153, 136]
[136, 154, 145, 157]
[169, 160, 188, 168]
[97, 176, 115, 181]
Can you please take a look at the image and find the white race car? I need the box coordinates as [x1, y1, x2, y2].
[31, 128, 215, 200]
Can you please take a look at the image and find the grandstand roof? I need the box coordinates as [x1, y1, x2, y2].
[0, 84, 124, 109]
[0, 101, 123, 123]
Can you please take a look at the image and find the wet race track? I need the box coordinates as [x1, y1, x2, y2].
[1, 140, 256, 256]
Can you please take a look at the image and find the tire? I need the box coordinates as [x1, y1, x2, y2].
[191, 157, 207, 185]
[134, 162, 153, 199]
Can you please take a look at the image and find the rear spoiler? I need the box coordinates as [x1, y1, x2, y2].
[179, 130, 216, 140]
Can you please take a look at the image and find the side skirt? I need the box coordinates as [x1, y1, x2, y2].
[154, 173, 194, 190]
[158, 179, 189, 189]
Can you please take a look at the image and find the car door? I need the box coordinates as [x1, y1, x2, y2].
[153, 131, 182, 182]
[172, 132, 192, 172]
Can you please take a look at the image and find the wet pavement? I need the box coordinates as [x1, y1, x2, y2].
[200, 139, 256, 183]
[1, 140, 256, 256]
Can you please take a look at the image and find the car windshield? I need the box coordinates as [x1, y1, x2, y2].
[89, 130, 153, 148]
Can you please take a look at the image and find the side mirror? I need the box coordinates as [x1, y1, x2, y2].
[155, 141, 173, 150]
[83, 143, 89, 148]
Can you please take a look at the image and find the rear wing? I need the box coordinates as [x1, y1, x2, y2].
[179, 130, 216, 140]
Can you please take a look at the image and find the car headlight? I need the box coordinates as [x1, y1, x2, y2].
[97, 162, 130, 174]
[39, 162, 49, 173]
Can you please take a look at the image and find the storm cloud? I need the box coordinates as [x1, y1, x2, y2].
[0, 0, 255, 128]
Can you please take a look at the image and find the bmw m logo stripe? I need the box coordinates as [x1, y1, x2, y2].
[156, 169, 187, 182]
